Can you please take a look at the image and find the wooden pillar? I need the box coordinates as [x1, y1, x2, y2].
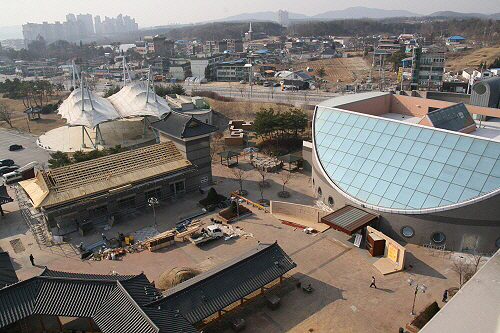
[88, 318, 94, 333]
[261, 287, 264, 295]
[280, 275, 283, 284]
[56, 316, 63, 332]
[38, 315, 45, 331]
[218, 310, 222, 318]
[240, 298, 244, 305]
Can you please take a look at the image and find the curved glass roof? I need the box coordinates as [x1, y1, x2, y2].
[314, 106, 500, 211]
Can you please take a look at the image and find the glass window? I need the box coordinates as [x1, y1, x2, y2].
[431, 232, 446, 243]
[405, 126, 421, 140]
[434, 147, 452, 164]
[496, 238, 500, 248]
[401, 226, 415, 238]
[475, 156, 496, 175]
[441, 135, 459, 149]
[328, 196, 334, 206]
[317, 187, 322, 198]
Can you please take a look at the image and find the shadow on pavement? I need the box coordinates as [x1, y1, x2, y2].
[404, 252, 446, 279]
[206, 274, 346, 333]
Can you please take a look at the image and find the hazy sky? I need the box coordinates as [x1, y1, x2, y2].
[4, 0, 500, 27]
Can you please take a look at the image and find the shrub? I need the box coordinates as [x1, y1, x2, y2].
[206, 187, 219, 202]
[230, 200, 237, 214]
[411, 301, 440, 329]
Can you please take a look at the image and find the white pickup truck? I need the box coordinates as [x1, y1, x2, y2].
[189, 225, 224, 246]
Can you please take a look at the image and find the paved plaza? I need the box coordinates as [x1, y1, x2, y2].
[0, 158, 462, 332]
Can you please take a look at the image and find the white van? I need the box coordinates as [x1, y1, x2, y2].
[3, 171, 22, 185]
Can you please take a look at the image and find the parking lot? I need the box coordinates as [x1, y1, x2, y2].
[0, 128, 51, 172]
[0, 159, 461, 332]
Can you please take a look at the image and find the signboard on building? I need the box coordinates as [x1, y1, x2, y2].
[354, 233, 362, 248]
[388, 243, 399, 264]
[397, 67, 403, 82]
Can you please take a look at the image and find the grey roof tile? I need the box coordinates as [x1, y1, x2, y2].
[151, 111, 218, 139]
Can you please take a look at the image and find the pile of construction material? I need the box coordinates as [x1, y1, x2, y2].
[251, 156, 282, 172]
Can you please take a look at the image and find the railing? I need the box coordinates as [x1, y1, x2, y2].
[230, 192, 268, 213]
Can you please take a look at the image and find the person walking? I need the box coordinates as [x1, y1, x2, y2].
[29, 254, 35, 266]
[442, 289, 448, 302]
[370, 276, 377, 288]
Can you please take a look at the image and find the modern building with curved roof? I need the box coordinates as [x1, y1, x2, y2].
[305, 92, 500, 253]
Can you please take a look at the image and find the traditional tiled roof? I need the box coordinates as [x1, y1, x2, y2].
[149, 242, 296, 324]
[0, 252, 17, 289]
[0, 243, 296, 333]
[0, 185, 13, 206]
[151, 111, 218, 139]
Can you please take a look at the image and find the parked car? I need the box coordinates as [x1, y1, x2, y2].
[0, 165, 18, 175]
[273, 82, 281, 87]
[239, 80, 246, 84]
[104, 82, 112, 87]
[9, 144, 23, 151]
[0, 158, 14, 167]
[263, 81, 271, 87]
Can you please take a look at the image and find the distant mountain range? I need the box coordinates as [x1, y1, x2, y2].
[213, 7, 500, 23]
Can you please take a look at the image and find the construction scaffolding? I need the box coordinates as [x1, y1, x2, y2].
[14, 185, 52, 247]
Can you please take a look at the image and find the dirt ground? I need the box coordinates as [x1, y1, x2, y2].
[446, 43, 500, 72]
[0, 96, 67, 136]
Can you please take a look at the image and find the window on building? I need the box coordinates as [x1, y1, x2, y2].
[328, 196, 334, 206]
[118, 196, 136, 209]
[401, 226, 415, 238]
[317, 187, 322, 198]
[431, 232, 446, 243]
[145, 188, 162, 201]
[496, 237, 500, 248]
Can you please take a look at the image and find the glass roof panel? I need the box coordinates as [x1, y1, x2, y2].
[314, 106, 500, 210]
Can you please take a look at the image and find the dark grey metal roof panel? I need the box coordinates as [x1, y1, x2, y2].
[329, 209, 369, 228]
[149, 242, 296, 324]
[151, 111, 218, 139]
[33, 278, 115, 318]
[0, 278, 39, 327]
[0, 252, 18, 289]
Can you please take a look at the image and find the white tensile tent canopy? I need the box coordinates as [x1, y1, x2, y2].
[108, 82, 171, 119]
[57, 88, 121, 129]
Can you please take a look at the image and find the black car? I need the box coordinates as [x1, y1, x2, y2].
[0, 166, 18, 175]
[0, 158, 14, 167]
[9, 144, 23, 151]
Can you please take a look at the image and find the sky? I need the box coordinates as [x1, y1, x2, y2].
[2, 0, 500, 28]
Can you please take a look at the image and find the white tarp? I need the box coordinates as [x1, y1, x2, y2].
[108, 82, 171, 119]
[57, 88, 121, 128]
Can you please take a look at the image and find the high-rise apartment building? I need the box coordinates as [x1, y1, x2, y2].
[277, 10, 289, 26]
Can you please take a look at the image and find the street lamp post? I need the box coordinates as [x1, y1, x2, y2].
[407, 278, 428, 315]
[148, 197, 159, 226]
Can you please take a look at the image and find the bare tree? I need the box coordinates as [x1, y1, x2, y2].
[237, 86, 245, 97]
[256, 167, 270, 188]
[210, 130, 224, 162]
[0, 103, 14, 128]
[451, 257, 470, 288]
[231, 166, 248, 195]
[279, 169, 293, 197]
[469, 248, 485, 275]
